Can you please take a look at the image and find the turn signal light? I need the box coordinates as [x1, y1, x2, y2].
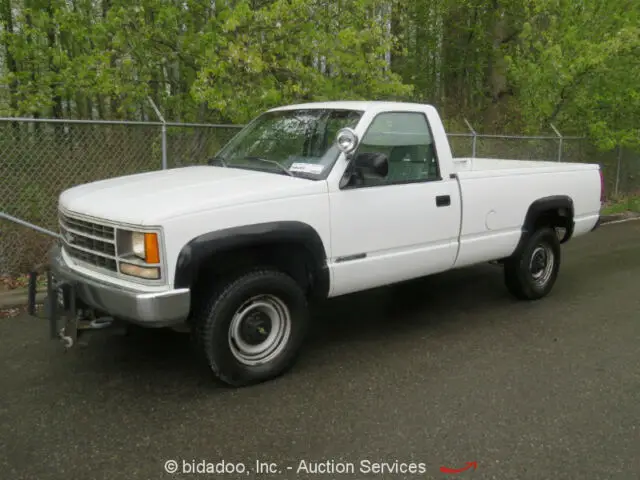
[144, 233, 160, 264]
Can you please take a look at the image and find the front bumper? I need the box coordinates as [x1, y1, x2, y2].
[48, 243, 190, 328]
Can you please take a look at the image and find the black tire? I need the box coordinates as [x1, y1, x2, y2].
[193, 269, 309, 387]
[504, 227, 561, 300]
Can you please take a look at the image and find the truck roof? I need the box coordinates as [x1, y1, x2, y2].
[267, 100, 432, 113]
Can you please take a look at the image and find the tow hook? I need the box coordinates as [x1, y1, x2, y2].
[59, 327, 74, 350]
[27, 266, 122, 349]
[60, 315, 116, 350]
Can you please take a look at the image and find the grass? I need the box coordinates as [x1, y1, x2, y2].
[602, 195, 640, 215]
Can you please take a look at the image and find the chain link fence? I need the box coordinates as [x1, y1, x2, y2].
[0, 118, 241, 276]
[1, 117, 639, 276]
[447, 134, 639, 199]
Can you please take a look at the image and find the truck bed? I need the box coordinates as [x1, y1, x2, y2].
[448, 156, 601, 270]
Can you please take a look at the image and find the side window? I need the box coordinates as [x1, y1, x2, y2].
[355, 112, 439, 186]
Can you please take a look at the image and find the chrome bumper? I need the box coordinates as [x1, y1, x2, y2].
[49, 243, 190, 327]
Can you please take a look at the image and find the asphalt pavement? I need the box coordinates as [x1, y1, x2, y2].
[1, 221, 639, 480]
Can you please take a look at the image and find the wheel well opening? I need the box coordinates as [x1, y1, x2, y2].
[533, 207, 573, 242]
[189, 242, 321, 312]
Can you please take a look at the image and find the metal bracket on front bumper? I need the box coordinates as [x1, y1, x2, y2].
[27, 266, 119, 350]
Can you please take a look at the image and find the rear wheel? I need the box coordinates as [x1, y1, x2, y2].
[504, 227, 561, 300]
[192, 269, 309, 387]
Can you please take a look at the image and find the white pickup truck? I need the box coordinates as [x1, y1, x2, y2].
[34, 101, 603, 387]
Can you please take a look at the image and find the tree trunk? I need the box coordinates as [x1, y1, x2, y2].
[484, 0, 513, 130]
[102, 0, 119, 119]
[1, 0, 20, 134]
[46, 0, 63, 119]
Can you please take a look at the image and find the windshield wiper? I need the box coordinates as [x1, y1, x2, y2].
[242, 156, 294, 177]
[207, 156, 228, 167]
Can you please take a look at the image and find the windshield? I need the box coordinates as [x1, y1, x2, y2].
[214, 108, 363, 179]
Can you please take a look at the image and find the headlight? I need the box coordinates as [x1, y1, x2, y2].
[122, 231, 160, 264]
[132, 232, 146, 258]
[117, 229, 162, 280]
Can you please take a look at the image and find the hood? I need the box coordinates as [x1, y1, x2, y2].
[58, 166, 326, 225]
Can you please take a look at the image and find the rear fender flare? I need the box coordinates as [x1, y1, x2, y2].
[512, 195, 574, 257]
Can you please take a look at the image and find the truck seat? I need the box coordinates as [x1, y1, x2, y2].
[386, 145, 437, 182]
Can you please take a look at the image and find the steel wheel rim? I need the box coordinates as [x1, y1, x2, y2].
[228, 294, 292, 366]
[529, 244, 554, 287]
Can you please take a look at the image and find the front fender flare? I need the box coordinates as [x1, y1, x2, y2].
[173, 221, 330, 297]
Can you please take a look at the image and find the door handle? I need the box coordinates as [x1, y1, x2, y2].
[436, 195, 451, 207]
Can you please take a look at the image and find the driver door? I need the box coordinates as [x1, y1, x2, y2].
[327, 110, 461, 297]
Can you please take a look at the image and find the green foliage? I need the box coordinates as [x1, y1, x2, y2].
[507, 0, 640, 149]
[0, 0, 637, 148]
[0, 0, 412, 123]
[191, 0, 412, 123]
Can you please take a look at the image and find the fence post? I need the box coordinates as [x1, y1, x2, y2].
[550, 123, 563, 162]
[464, 118, 477, 158]
[615, 144, 622, 198]
[148, 97, 168, 169]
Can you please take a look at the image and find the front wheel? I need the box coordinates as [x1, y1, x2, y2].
[193, 269, 309, 387]
[504, 227, 561, 300]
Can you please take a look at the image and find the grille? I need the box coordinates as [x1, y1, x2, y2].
[59, 214, 114, 240]
[59, 211, 117, 272]
[65, 245, 118, 271]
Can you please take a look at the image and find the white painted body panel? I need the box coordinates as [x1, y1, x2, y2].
[59, 166, 323, 226]
[327, 179, 462, 296]
[55, 101, 603, 299]
[159, 189, 331, 288]
[451, 159, 601, 269]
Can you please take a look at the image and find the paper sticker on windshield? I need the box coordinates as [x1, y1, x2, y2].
[289, 163, 325, 174]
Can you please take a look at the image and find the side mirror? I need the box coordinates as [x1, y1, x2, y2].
[336, 128, 359, 155]
[354, 152, 389, 178]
